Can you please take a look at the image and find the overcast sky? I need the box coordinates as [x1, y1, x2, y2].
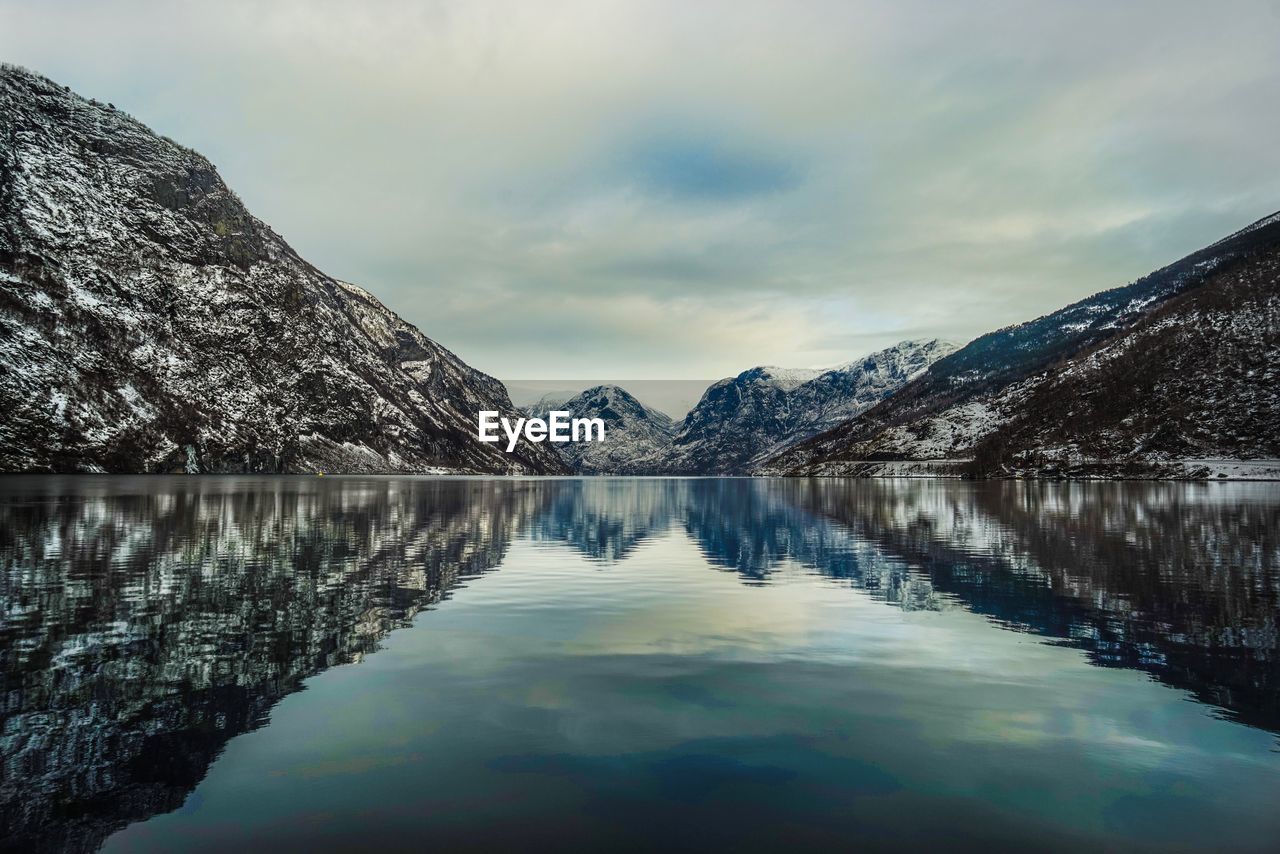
[3, 1, 1279, 379]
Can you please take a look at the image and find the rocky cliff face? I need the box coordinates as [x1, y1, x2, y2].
[765, 212, 1280, 478]
[0, 65, 567, 474]
[665, 339, 956, 474]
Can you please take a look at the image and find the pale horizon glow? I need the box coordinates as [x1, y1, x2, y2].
[1, 0, 1278, 379]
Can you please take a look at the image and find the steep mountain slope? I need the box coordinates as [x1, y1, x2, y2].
[0, 65, 567, 474]
[784, 339, 960, 437]
[666, 339, 956, 474]
[965, 246, 1280, 477]
[767, 212, 1280, 477]
[526, 384, 676, 474]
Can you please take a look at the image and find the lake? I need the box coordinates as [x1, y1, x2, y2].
[2, 476, 1278, 852]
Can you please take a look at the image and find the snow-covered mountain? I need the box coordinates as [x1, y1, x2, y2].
[0, 65, 567, 474]
[783, 339, 961, 437]
[526, 384, 676, 474]
[664, 339, 957, 474]
[765, 212, 1280, 478]
[524, 392, 574, 416]
[520, 343, 954, 475]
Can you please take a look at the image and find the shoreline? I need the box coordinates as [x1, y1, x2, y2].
[3, 464, 1279, 482]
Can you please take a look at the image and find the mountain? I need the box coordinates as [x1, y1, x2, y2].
[523, 391, 574, 418]
[0, 65, 567, 475]
[664, 339, 957, 474]
[765, 212, 1280, 478]
[526, 384, 676, 474]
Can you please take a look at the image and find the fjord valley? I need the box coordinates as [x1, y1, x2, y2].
[3, 1, 1280, 849]
[544, 212, 1280, 479]
[2, 64, 1276, 479]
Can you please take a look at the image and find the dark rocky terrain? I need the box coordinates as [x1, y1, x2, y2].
[0, 65, 567, 475]
[765, 213, 1280, 478]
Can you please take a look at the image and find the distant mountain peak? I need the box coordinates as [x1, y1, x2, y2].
[666, 339, 957, 474]
[531, 384, 675, 475]
[830, 338, 958, 373]
[740, 366, 825, 391]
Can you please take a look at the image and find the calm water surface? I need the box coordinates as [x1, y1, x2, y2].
[1, 477, 1278, 852]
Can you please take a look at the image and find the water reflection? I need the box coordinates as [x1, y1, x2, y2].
[0, 477, 550, 853]
[1, 476, 1276, 851]
[785, 479, 1280, 731]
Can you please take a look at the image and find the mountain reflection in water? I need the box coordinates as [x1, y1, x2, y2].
[1, 476, 1277, 852]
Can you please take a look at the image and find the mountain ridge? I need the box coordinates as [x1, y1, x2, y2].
[665, 338, 958, 474]
[2, 64, 1275, 480]
[525, 384, 677, 474]
[0, 64, 568, 475]
[764, 211, 1280, 478]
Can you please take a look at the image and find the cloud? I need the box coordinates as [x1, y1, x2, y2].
[621, 131, 803, 202]
[2, 0, 1278, 378]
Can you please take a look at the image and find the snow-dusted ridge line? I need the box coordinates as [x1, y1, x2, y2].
[0, 64, 568, 475]
[1205, 208, 1280, 251]
[3, 62, 1274, 480]
[765, 210, 1280, 479]
[524, 384, 677, 475]
[661, 339, 959, 474]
